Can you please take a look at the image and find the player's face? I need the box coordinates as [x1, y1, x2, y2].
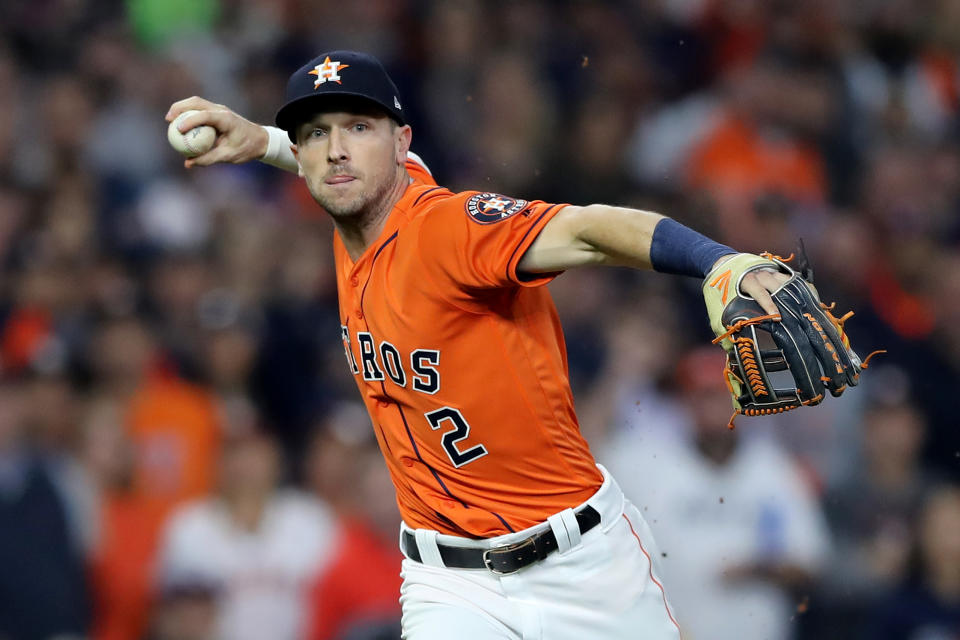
[294, 109, 407, 220]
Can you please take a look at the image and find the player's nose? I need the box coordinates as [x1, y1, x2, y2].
[326, 128, 349, 163]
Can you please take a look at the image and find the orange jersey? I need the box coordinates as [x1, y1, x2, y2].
[334, 159, 602, 537]
[126, 377, 220, 504]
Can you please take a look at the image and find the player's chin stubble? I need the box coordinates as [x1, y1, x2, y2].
[310, 171, 394, 221]
[312, 188, 366, 218]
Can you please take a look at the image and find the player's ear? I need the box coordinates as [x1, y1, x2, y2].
[291, 144, 305, 177]
[395, 125, 411, 165]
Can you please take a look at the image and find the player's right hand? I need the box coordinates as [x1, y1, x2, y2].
[165, 97, 269, 169]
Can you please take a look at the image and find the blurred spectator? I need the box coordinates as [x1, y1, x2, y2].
[467, 51, 556, 194]
[600, 348, 830, 640]
[303, 403, 403, 640]
[85, 316, 220, 640]
[631, 59, 835, 248]
[536, 94, 638, 206]
[199, 298, 262, 440]
[0, 379, 91, 639]
[863, 484, 960, 639]
[157, 422, 336, 640]
[21, 371, 99, 554]
[83, 393, 160, 640]
[147, 252, 217, 378]
[809, 374, 939, 638]
[253, 223, 343, 452]
[542, 267, 619, 398]
[576, 296, 688, 445]
[88, 315, 220, 507]
[143, 574, 219, 640]
[136, 184, 212, 254]
[1, 259, 78, 378]
[920, 250, 960, 473]
[685, 62, 831, 249]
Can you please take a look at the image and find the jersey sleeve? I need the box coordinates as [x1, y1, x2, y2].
[416, 190, 567, 291]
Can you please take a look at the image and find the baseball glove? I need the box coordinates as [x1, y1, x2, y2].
[702, 250, 882, 428]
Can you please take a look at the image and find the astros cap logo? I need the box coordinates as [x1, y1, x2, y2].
[309, 56, 350, 88]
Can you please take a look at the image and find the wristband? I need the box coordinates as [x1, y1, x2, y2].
[259, 126, 299, 172]
[649, 218, 735, 278]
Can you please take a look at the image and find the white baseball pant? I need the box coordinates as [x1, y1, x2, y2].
[398, 466, 682, 639]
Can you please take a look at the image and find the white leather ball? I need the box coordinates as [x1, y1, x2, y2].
[167, 110, 217, 158]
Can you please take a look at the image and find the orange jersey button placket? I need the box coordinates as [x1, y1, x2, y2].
[350, 271, 363, 321]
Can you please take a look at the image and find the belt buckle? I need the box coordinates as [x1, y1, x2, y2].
[482, 537, 537, 575]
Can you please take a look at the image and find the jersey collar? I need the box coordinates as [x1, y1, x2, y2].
[334, 176, 427, 272]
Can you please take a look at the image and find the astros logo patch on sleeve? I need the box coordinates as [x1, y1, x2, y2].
[465, 193, 528, 224]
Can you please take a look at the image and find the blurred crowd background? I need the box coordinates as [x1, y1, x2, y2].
[1, 0, 958, 639]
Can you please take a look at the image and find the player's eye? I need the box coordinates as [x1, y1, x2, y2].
[352, 123, 368, 132]
[310, 128, 327, 138]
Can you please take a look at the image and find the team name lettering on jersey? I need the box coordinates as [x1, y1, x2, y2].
[340, 325, 359, 374]
[356, 332, 385, 381]
[379, 341, 406, 386]
[341, 326, 484, 469]
[341, 326, 440, 394]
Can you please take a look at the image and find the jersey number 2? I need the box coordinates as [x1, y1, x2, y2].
[424, 407, 488, 468]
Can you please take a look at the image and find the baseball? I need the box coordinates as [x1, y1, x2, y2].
[167, 110, 217, 157]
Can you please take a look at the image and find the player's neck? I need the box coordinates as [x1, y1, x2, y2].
[336, 167, 411, 262]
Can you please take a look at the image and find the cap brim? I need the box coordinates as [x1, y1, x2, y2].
[275, 92, 404, 141]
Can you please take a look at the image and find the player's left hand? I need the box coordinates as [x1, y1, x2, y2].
[165, 96, 270, 168]
[705, 252, 790, 320]
[737, 266, 790, 316]
[701, 251, 881, 427]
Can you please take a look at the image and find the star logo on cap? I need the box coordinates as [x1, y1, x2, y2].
[309, 56, 350, 88]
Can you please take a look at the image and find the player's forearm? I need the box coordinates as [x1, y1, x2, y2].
[259, 126, 299, 173]
[520, 204, 734, 275]
[519, 205, 662, 272]
[572, 204, 666, 269]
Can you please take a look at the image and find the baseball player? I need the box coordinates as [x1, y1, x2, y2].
[165, 50, 843, 639]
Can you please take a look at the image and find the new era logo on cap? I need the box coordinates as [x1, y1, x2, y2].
[275, 50, 406, 141]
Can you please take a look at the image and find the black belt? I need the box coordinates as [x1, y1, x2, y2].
[402, 505, 601, 575]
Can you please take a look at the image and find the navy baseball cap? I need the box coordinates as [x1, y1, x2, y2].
[275, 50, 405, 141]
